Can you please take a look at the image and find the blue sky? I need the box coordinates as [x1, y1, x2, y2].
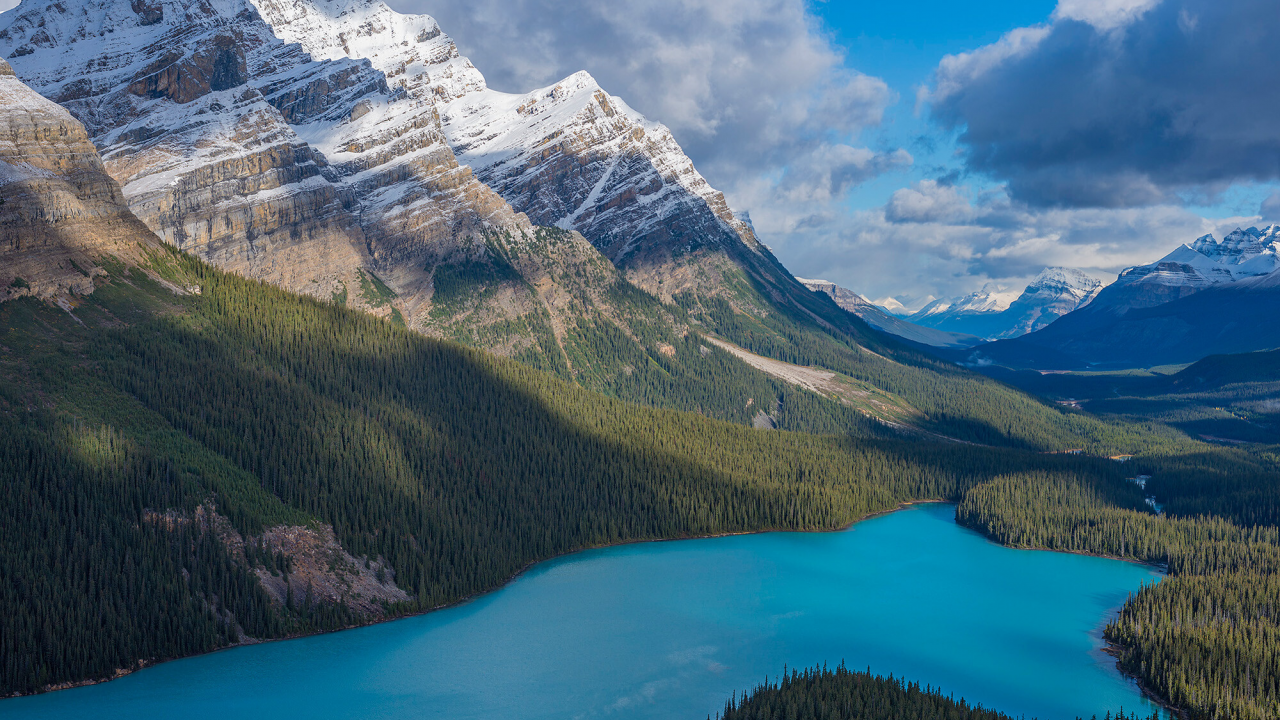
[811, 0, 1059, 210]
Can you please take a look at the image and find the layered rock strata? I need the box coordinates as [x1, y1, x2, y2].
[0, 58, 161, 301]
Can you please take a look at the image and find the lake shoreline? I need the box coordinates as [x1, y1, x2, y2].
[8, 497, 1167, 717]
[953, 515, 1179, 718]
[5, 498, 952, 700]
[1099, 644, 1186, 719]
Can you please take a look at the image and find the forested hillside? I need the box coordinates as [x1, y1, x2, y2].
[0, 248, 1131, 696]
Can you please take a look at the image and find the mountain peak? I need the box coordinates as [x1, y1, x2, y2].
[1026, 266, 1102, 297]
[1189, 226, 1279, 266]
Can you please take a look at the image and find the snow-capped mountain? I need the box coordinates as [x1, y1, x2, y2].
[997, 267, 1102, 337]
[1089, 226, 1280, 314]
[873, 296, 912, 316]
[911, 283, 1019, 321]
[908, 269, 1100, 340]
[798, 279, 980, 348]
[250, 0, 762, 293]
[0, 0, 797, 352]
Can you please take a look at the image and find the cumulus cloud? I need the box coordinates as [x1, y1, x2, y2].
[1051, 0, 1162, 30]
[885, 181, 974, 224]
[399, 0, 899, 192]
[926, 0, 1280, 208]
[761, 183, 1253, 302]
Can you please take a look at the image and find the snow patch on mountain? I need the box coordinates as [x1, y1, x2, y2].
[1147, 226, 1280, 284]
[912, 283, 1018, 319]
[246, 0, 759, 267]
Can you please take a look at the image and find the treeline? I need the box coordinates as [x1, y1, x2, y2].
[713, 663, 1158, 720]
[0, 252, 1129, 695]
[958, 474, 1280, 719]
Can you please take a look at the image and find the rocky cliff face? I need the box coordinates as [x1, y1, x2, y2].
[0, 58, 162, 301]
[244, 0, 772, 304]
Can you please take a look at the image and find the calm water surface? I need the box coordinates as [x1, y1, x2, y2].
[4, 504, 1166, 720]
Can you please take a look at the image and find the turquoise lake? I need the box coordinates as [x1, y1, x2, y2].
[3, 503, 1167, 720]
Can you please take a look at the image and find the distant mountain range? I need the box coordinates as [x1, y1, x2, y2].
[908, 268, 1102, 341]
[802, 267, 1102, 348]
[798, 279, 980, 348]
[967, 227, 1280, 369]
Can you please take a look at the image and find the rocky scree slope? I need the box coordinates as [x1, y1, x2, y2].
[0, 57, 162, 301]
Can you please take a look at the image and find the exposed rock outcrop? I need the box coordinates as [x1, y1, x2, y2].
[251, 525, 410, 616]
[0, 58, 161, 301]
[145, 503, 411, 618]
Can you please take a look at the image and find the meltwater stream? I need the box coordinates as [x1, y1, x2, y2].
[4, 504, 1166, 720]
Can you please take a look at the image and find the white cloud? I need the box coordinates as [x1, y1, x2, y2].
[1052, 0, 1164, 30]
[924, 25, 1050, 106]
[885, 181, 974, 224]
[779, 146, 912, 204]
